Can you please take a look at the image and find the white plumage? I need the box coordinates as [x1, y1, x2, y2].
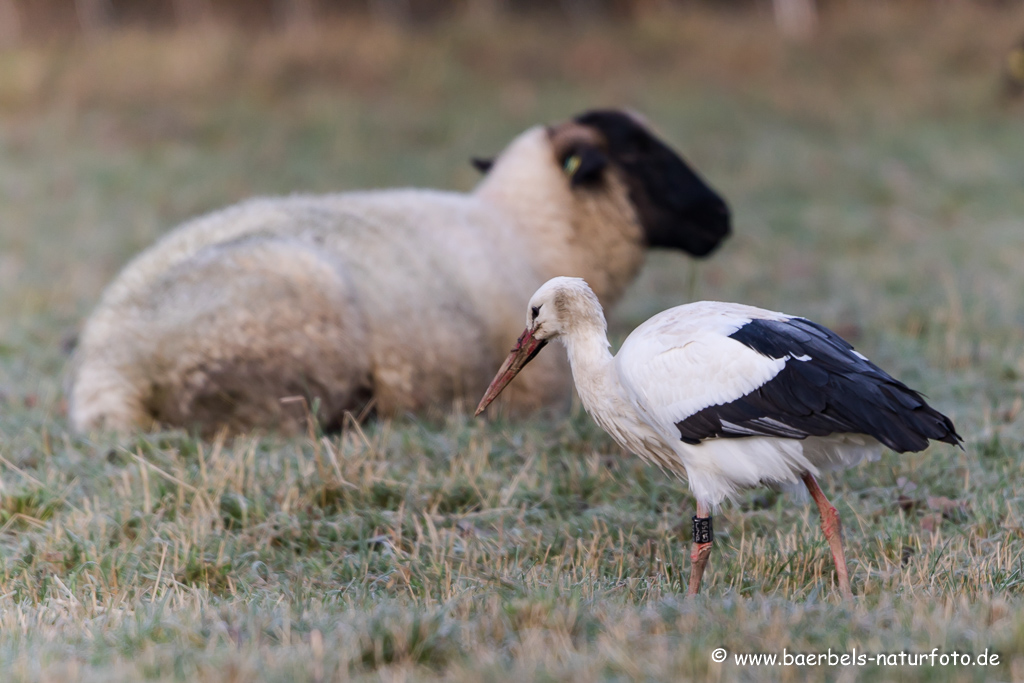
[613, 302, 876, 506]
[477, 277, 961, 598]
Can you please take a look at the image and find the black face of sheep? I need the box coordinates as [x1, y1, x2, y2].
[570, 110, 731, 258]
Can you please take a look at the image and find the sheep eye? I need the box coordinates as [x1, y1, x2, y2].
[531, 305, 541, 319]
[563, 155, 581, 177]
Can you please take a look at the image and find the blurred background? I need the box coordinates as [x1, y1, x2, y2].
[0, 0, 1022, 425]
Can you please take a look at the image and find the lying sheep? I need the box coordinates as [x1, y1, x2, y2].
[68, 109, 731, 434]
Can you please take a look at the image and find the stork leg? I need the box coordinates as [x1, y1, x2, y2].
[687, 501, 713, 596]
[801, 472, 853, 601]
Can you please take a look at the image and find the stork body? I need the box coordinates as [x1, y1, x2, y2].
[476, 277, 961, 599]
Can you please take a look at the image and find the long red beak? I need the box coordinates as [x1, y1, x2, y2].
[475, 328, 548, 416]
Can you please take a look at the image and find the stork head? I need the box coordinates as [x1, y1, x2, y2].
[475, 277, 604, 416]
[524, 276, 606, 341]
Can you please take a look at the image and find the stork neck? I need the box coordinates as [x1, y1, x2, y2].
[562, 325, 619, 416]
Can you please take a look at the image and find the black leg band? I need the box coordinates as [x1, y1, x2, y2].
[692, 515, 713, 544]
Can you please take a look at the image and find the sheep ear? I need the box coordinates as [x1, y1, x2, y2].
[471, 157, 494, 174]
[567, 146, 608, 187]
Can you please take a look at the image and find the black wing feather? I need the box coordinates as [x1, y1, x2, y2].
[675, 318, 962, 453]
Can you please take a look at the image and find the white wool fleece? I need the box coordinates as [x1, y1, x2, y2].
[67, 126, 653, 434]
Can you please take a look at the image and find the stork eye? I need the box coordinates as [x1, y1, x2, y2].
[531, 305, 541, 320]
[563, 155, 581, 177]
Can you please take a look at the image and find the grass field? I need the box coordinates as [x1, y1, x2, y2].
[1, 4, 1024, 681]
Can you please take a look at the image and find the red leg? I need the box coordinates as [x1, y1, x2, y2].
[688, 501, 713, 596]
[802, 472, 853, 601]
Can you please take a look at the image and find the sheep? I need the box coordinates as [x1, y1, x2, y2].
[68, 109, 731, 435]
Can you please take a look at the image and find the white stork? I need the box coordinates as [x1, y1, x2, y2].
[476, 277, 961, 599]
